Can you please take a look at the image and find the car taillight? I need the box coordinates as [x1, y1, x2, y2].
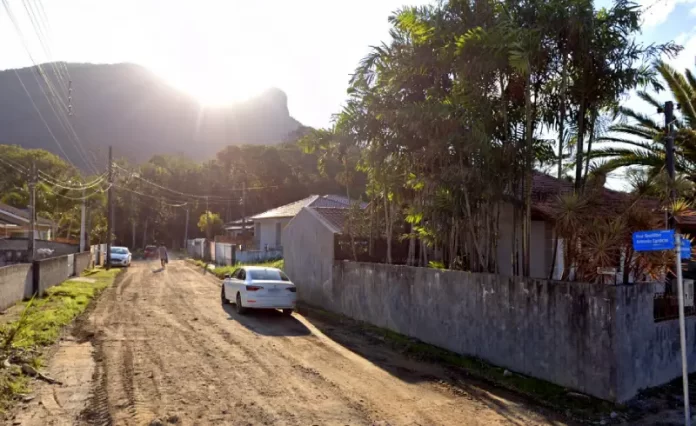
[287, 287, 297, 292]
[246, 285, 263, 292]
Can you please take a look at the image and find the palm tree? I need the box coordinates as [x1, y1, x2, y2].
[592, 61, 696, 177]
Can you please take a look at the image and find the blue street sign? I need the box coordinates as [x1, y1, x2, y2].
[682, 238, 692, 260]
[632, 229, 675, 252]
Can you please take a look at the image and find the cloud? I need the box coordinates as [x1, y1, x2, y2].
[640, 0, 696, 28]
[670, 33, 696, 73]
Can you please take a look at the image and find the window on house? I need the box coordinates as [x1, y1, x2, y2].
[275, 222, 282, 248]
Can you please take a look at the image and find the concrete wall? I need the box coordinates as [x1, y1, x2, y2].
[309, 261, 694, 402]
[283, 208, 335, 303]
[74, 251, 91, 273]
[0, 264, 33, 311]
[34, 255, 72, 295]
[614, 283, 696, 402]
[0, 252, 92, 310]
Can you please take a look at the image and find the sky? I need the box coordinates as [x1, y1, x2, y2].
[0, 0, 426, 129]
[0, 0, 695, 185]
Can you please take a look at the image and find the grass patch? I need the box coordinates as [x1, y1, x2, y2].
[0, 267, 121, 413]
[186, 258, 284, 279]
[301, 304, 619, 423]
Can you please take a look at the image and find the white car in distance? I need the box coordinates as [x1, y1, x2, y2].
[109, 246, 132, 267]
[221, 266, 296, 315]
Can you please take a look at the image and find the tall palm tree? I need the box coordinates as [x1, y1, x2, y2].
[592, 60, 696, 177]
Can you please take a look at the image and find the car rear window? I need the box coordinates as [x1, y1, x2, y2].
[111, 248, 128, 254]
[248, 269, 289, 281]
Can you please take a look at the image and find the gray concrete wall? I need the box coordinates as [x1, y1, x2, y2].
[74, 252, 91, 275]
[34, 255, 73, 296]
[328, 261, 618, 400]
[613, 283, 696, 402]
[283, 208, 335, 305]
[325, 262, 696, 402]
[0, 264, 33, 311]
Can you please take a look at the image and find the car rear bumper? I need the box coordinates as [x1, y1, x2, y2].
[242, 295, 296, 309]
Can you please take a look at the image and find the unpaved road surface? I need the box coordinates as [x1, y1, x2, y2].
[12, 260, 569, 425]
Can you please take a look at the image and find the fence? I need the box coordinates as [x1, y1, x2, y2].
[0, 251, 92, 311]
[187, 239, 281, 265]
[0, 238, 80, 266]
[297, 260, 696, 403]
[334, 236, 419, 265]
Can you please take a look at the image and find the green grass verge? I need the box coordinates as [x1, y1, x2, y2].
[187, 258, 284, 280]
[0, 267, 122, 413]
[301, 304, 620, 424]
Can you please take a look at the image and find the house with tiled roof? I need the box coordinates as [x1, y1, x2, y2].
[241, 195, 365, 251]
[0, 202, 56, 239]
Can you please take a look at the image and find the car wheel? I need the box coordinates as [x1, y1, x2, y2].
[282, 309, 293, 316]
[236, 293, 247, 315]
[220, 285, 228, 304]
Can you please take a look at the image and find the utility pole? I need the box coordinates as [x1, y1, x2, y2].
[205, 196, 210, 260]
[241, 181, 246, 237]
[28, 162, 36, 261]
[80, 188, 86, 252]
[660, 100, 690, 426]
[106, 146, 113, 270]
[184, 206, 190, 250]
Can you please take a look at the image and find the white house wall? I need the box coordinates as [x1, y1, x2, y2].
[282, 208, 336, 307]
[496, 202, 559, 279]
[255, 218, 291, 250]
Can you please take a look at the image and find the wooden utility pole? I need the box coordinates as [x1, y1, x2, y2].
[241, 181, 246, 242]
[184, 206, 190, 250]
[106, 146, 113, 269]
[28, 162, 36, 261]
[80, 188, 86, 252]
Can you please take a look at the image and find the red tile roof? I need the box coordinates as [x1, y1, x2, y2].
[312, 207, 350, 232]
[530, 172, 662, 220]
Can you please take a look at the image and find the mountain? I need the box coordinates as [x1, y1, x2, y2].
[0, 63, 301, 170]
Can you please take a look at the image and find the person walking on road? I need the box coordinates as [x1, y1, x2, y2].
[158, 243, 168, 268]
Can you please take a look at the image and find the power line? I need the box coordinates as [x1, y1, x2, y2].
[2, 0, 98, 173]
[113, 163, 277, 201]
[38, 173, 106, 190]
[43, 184, 111, 201]
[0, 156, 29, 175]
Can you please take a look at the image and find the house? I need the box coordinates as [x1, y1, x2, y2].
[248, 195, 365, 251]
[0, 202, 55, 240]
[284, 172, 680, 283]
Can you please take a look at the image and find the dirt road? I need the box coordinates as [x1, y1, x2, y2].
[13, 260, 569, 426]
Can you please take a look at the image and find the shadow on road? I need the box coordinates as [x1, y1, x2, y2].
[222, 304, 311, 337]
[302, 310, 573, 426]
[152, 267, 165, 273]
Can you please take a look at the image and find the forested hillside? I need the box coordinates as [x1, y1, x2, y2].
[0, 63, 301, 170]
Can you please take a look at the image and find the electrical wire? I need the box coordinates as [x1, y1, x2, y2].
[113, 163, 277, 201]
[39, 169, 107, 186]
[39, 173, 106, 191]
[113, 184, 190, 207]
[44, 183, 111, 201]
[0, 156, 29, 175]
[2, 0, 98, 173]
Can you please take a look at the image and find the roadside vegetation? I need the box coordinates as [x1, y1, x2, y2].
[0, 267, 121, 412]
[187, 258, 284, 280]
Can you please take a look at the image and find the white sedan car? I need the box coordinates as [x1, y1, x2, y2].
[221, 266, 296, 315]
[109, 246, 132, 267]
